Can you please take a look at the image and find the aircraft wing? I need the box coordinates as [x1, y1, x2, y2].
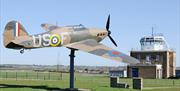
[65, 39, 140, 64]
[41, 24, 59, 31]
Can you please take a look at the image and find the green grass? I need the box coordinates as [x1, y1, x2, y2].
[0, 71, 180, 91]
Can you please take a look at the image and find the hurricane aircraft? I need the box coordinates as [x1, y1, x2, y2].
[3, 15, 139, 64]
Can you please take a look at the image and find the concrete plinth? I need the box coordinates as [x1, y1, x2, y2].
[132, 77, 143, 90]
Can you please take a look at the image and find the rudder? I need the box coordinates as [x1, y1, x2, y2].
[3, 20, 29, 48]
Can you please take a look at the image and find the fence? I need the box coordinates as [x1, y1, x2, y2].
[0, 71, 63, 80]
[0, 71, 180, 90]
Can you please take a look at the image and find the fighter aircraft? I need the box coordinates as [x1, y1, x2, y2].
[3, 15, 139, 64]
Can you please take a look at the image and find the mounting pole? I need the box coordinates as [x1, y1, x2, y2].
[69, 48, 76, 90]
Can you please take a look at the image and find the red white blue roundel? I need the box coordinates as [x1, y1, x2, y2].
[52, 37, 58, 44]
[50, 34, 61, 46]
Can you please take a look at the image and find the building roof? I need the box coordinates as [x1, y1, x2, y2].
[128, 64, 162, 67]
[130, 49, 175, 53]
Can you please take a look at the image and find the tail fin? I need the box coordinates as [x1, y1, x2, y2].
[3, 21, 29, 48]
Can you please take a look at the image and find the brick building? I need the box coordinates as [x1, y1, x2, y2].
[127, 33, 176, 79]
[127, 64, 162, 79]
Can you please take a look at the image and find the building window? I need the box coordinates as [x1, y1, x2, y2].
[146, 55, 152, 64]
[137, 54, 141, 60]
[156, 55, 160, 61]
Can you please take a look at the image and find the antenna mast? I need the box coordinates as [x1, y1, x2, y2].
[152, 27, 154, 36]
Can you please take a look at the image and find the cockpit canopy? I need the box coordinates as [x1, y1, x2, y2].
[66, 24, 87, 31]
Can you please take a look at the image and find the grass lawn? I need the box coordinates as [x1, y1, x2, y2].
[0, 71, 180, 91]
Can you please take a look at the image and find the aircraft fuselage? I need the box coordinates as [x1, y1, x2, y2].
[13, 28, 108, 49]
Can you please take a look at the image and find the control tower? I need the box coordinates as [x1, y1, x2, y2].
[140, 34, 169, 51]
[127, 31, 176, 79]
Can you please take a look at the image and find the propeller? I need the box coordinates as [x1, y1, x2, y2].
[106, 15, 118, 47]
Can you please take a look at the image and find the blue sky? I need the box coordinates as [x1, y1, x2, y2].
[0, 0, 179, 66]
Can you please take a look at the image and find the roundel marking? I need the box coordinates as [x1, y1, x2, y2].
[108, 50, 121, 57]
[50, 34, 61, 46]
[112, 51, 120, 55]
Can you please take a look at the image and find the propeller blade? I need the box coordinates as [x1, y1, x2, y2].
[108, 35, 117, 47]
[105, 15, 118, 47]
[106, 15, 110, 31]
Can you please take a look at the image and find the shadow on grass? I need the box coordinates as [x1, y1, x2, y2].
[0, 84, 79, 91]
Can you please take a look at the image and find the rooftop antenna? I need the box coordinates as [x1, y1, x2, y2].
[151, 24, 158, 36]
[152, 27, 154, 36]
